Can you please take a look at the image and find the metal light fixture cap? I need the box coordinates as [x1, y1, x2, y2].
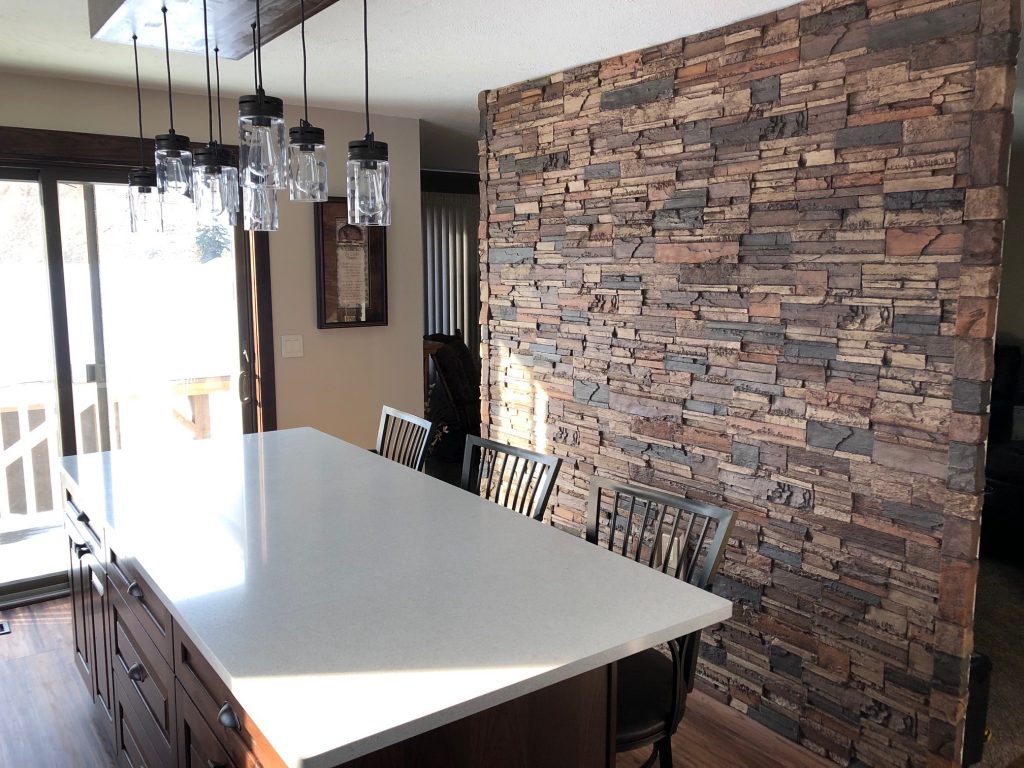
[347, 133, 388, 162]
[289, 123, 325, 150]
[239, 92, 284, 119]
[194, 142, 234, 169]
[128, 168, 158, 188]
[155, 130, 190, 152]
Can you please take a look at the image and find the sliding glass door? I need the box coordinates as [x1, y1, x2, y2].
[0, 175, 64, 590]
[0, 163, 266, 602]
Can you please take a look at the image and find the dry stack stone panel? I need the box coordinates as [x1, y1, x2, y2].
[478, 0, 1019, 765]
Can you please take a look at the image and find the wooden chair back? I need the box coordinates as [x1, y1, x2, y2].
[460, 436, 562, 521]
[375, 406, 433, 472]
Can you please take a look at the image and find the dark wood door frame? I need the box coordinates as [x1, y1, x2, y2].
[0, 124, 277, 442]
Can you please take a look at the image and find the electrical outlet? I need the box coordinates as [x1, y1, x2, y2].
[657, 533, 681, 571]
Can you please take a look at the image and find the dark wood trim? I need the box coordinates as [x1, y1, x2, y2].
[37, 169, 76, 457]
[0, 126, 236, 171]
[249, 232, 277, 432]
[421, 170, 479, 195]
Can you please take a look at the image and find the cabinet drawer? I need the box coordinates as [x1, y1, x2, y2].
[176, 681, 236, 768]
[114, 672, 173, 768]
[66, 491, 102, 547]
[108, 542, 173, 665]
[110, 583, 176, 767]
[175, 625, 279, 768]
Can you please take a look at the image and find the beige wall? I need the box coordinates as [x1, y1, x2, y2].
[1, 72, 423, 447]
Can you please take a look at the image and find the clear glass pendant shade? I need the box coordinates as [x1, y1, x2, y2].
[242, 184, 279, 231]
[127, 170, 163, 234]
[193, 165, 239, 225]
[346, 156, 390, 226]
[239, 94, 286, 190]
[155, 148, 194, 198]
[287, 125, 328, 202]
[193, 144, 239, 226]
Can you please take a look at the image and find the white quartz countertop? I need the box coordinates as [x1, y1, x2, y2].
[61, 428, 733, 768]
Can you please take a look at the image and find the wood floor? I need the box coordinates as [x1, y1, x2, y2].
[0, 598, 829, 768]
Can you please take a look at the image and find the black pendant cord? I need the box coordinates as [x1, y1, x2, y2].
[132, 34, 145, 168]
[362, 0, 370, 138]
[300, 0, 309, 126]
[255, 0, 264, 94]
[251, 24, 258, 94]
[215, 46, 224, 145]
[161, 6, 175, 131]
[202, 0, 213, 144]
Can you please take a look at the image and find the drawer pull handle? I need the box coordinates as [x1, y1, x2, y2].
[76, 510, 88, 523]
[127, 662, 147, 683]
[218, 702, 240, 731]
[127, 581, 144, 599]
[73, 543, 89, 559]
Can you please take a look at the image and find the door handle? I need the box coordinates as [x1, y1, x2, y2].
[238, 370, 252, 403]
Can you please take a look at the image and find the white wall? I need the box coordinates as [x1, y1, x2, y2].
[0, 72, 424, 447]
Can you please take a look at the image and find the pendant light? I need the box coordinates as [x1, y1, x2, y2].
[128, 34, 163, 233]
[238, 1, 286, 199]
[347, 0, 390, 226]
[154, 5, 193, 199]
[213, 46, 241, 226]
[192, 0, 238, 224]
[287, 0, 327, 202]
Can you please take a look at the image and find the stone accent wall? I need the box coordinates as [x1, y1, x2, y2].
[477, 1, 1019, 765]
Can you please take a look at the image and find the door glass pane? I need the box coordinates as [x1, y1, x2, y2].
[0, 180, 64, 587]
[60, 183, 242, 453]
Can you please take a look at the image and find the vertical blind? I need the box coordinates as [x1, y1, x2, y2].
[422, 191, 480, 356]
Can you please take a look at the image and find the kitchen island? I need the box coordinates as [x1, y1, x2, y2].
[61, 428, 733, 768]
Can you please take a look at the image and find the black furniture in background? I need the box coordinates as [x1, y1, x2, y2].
[460, 436, 562, 521]
[374, 406, 433, 472]
[585, 476, 736, 768]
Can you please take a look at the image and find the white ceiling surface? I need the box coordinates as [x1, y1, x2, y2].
[0, 0, 796, 156]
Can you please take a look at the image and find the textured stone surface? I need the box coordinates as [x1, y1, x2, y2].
[478, 1, 1016, 765]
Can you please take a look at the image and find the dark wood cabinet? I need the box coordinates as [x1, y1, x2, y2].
[66, 499, 114, 752]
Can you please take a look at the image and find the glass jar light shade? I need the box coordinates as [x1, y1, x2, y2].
[346, 135, 390, 226]
[238, 94, 286, 190]
[287, 124, 328, 202]
[243, 184, 279, 232]
[127, 169, 163, 233]
[193, 144, 238, 225]
[154, 131, 193, 198]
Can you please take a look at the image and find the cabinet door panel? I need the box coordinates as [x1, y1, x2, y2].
[88, 560, 114, 725]
[67, 522, 92, 692]
[176, 682, 235, 768]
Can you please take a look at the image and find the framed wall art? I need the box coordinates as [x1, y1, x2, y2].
[314, 196, 388, 328]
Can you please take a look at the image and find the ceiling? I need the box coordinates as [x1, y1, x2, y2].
[0, 0, 799, 168]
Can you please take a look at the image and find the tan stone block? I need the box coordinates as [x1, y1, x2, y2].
[654, 242, 739, 264]
[975, 67, 1015, 111]
[954, 297, 997, 339]
[964, 186, 1008, 220]
[948, 413, 988, 444]
[937, 558, 978, 625]
[958, 266, 1001, 298]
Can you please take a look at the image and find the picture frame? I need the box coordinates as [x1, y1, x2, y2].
[314, 196, 388, 328]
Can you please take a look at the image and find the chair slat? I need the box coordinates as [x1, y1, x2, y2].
[375, 406, 433, 472]
[459, 436, 562, 521]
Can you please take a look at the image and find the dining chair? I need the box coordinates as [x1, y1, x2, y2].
[374, 406, 433, 472]
[585, 476, 736, 768]
[460, 435, 562, 521]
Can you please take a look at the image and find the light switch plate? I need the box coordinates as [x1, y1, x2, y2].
[281, 335, 304, 359]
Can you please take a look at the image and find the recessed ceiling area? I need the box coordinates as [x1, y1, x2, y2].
[0, 0, 798, 169]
